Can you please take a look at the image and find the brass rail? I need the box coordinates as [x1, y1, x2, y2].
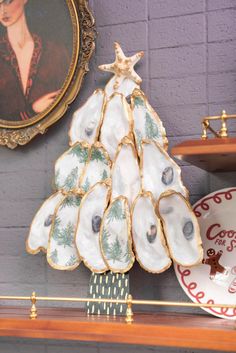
[0, 292, 235, 323]
[201, 110, 236, 139]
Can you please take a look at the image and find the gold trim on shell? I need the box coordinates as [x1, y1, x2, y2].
[156, 190, 203, 267]
[79, 141, 112, 188]
[99, 195, 135, 274]
[110, 135, 141, 205]
[131, 88, 168, 153]
[68, 89, 107, 146]
[140, 139, 189, 201]
[75, 181, 111, 273]
[131, 191, 172, 274]
[98, 92, 134, 156]
[26, 191, 65, 255]
[54, 140, 90, 192]
[46, 192, 83, 271]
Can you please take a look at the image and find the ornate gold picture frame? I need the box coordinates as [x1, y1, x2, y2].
[0, 0, 95, 149]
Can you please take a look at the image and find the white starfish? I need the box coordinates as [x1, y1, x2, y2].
[99, 42, 144, 91]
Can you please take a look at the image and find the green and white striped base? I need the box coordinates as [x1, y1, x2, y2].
[86, 272, 129, 316]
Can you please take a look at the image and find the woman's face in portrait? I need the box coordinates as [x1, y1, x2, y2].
[0, 0, 27, 27]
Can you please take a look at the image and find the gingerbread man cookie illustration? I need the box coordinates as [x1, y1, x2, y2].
[202, 248, 226, 279]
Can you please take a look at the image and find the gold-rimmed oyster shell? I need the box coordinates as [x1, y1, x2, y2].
[141, 140, 189, 201]
[47, 193, 82, 270]
[100, 196, 135, 273]
[69, 89, 106, 146]
[111, 136, 141, 206]
[26, 191, 65, 254]
[75, 182, 111, 273]
[132, 191, 171, 273]
[156, 190, 203, 267]
[54, 141, 89, 192]
[99, 93, 133, 161]
[105, 76, 140, 98]
[131, 89, 168, 154]
[80, 142, 111, 193]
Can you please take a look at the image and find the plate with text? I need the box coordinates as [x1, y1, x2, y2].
[174, 187, 236, 319]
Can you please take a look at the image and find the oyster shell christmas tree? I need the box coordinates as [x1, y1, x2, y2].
[27, 43, 203, 312]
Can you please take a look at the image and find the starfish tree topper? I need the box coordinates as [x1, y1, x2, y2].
[98, 42, 144, 91]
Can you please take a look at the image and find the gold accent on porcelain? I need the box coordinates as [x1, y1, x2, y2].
[110, 135, 141, 205]
[98, 92, 134, 157]
[79, 141, 112, 189]
[30, 291, 37, 320]
[0, 0, 96, 149]
[201, 110, 236, 140]
[130, 88, 168, 152]
[68, 89, 107, 146]
[99, 195, 135, 274]
[46, 192, 84, 271]
[75, 181, 111, 273]
[99, 42, 144, 91]
[54, 140, 90, 192]
[156, 190, 203, 267]
[26, 191, 65, 255]
[131, 191, 172, 274]
[140, 139, 189, 201]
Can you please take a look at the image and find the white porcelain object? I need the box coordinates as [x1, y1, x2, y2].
[174, 188, 236, 319]
[26, 191, 65, 254]
[99, 93, 132, 161]
[157, 191, 203, 267]
[105, 76, 139, 98]
[54, 142, 89, 192]
[76, 182, 110, 273]
[131, 89, 168, 154]
[100, 196, 135, 273]
[80, 143, 111, 192]
[47, 194, 82, 270]
[141, 140, 188, 201]
[111, 137, 141, 206]
[132, 192, 171, 273]
[98, 42, 144, 98]
[69, 89, 105, 145]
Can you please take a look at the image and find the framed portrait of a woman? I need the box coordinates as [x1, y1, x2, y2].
[0, 0, 95, 148]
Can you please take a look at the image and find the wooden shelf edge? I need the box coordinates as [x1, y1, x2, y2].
[0, 307, 236, 351]
[171, 138, 236, 171]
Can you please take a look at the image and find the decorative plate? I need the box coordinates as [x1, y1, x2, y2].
[174, 187, 236, 319]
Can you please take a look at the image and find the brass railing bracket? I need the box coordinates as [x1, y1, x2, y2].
[30, 291, 37, 320]
[125, 294, 134, 324]
[201, 110, 236, 139]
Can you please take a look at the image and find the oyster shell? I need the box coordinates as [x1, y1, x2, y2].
[69, 89, 105, 145]
[131, 89, 168, 154]
[132, 192, 171, 273]
[99, 93, 132, 160]
[26, 191, 65, 254]
[100, 196, 135, 273]
[47, 194, 82, 270]
[157, 191, 203, 267]
[80, 143, 111, 192]
[111, 137, 141, 206]
[75, 182, 110, 273]
[141, 140, 188, 201]
[54, 142, 89, 192]
[105, 75, 139, 98]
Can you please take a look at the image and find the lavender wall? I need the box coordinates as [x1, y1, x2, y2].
[1, 0, 236, 352]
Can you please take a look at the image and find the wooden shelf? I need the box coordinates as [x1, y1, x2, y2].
[171, 137, 236, 172]
[0, 306, 236, 351]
